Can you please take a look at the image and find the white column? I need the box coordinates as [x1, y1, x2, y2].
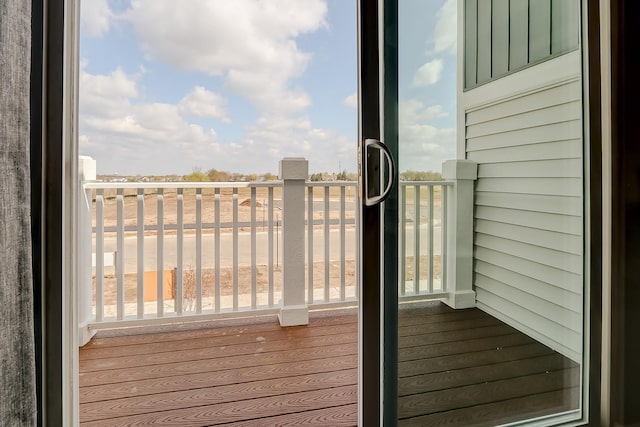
[78, 156, 97, 345]
[278, 158, 309, 326]
[442, 159, 478, 309]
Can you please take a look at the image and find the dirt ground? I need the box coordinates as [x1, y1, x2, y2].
[91, 184, 442, 231]
[95, 255, 442, 307]
[96, 260, 357, 306]
[93, 186, 358, 229]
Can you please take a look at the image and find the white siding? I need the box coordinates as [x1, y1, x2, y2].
[465, 77, 583, 362]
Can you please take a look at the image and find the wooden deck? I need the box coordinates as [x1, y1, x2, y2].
[80, 303, 579, 426]
[396, 303, 580, 426]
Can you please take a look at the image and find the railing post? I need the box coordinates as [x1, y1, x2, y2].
[78, 156, 97, 345]
[278, 157, 309, 326]
[442, 159, 478, 309]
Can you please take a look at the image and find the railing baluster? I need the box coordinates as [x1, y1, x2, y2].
[324, 186, 330, 302]
[176, 188, 184, 315]
[116, 189, 125, 320]
[157, 188, 164, 317]
[137, 188, 144, 319]
[340, 186, 346, 301]
[400, 184, 407, 296]
[442, 184, 448, 292]
[95, 190, 104, 322]
[232, 187, 238, 310]
[268, 187, 274, 307]
[214, 188, 221, 312]
[428, 184, 434, 294]
[414, 185, 421, 294]
[196, 188, 202, 314]
[307, 186, 313, 304]
[251, 187, 257, 309]
[354, 184, 360, 300]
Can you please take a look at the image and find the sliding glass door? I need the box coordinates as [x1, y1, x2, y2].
[359, 0, 591, 425]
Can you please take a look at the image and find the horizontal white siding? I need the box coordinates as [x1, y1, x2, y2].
[465, 78, 583, 362]
[466, 80, 582, 125]
[468, 139, 581, 163]
[475, 206, 582, 235]
[478, 158, 583, 178]
[475, 192, 582, 216]
[475, 220, 582, 254]
[467, 120, 582, 151]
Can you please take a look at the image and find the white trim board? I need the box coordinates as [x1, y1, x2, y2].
[463, 50, 582, 112]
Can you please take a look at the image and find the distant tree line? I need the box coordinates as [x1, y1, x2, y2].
[183, 167, 278, 182]
[183, 167, 441, 182]
[309, 170, 357, 181]
[399, 170, 442, 181]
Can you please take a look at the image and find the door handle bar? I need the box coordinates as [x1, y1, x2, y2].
[364, 138, 395, 206]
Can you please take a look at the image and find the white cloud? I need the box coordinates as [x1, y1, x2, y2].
[79, 2, 360, 175]
[79, 64, 356, 175]
[213, 112, 355, 174]
[178, 86, 230, 123]
[79, 65, 223, 174]
[433, 0, 457, 54]
[411, 59, 444, 87]
[399, 99, 455, 171]
[81, 0, 113, 38]
[125, 0, 327, 114]
[79, 64, 137, 117]
[400, 100, 448, 122]
[342, 93, 358, 109]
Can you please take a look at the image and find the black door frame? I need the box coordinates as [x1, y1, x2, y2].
[608, 0, 640, 424]
[381, 0, 399, 425]
[359, 0, 399, 424]
[31, 0, 67, 425]
[358, 0, 382, 424]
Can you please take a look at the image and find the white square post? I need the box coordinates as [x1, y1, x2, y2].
[78, 156, 97, 345]
[442, 159, 478, 309]
[278, 158, 309, 326]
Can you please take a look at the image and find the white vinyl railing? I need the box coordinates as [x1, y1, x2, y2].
[305, 182, 358, 304]
[83, 179, 358, 326]
[78, 157, 472, 336]
[399, 181, 453, 298]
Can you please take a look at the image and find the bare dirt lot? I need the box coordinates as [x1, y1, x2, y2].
[96, 254, 442, 308]
[93, 186, 358, 229]
[98, 260, 356, 306]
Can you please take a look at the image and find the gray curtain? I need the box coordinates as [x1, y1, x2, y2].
[0, 0, 37, 425]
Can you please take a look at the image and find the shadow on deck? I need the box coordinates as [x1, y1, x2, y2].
[79, 303, 579, 426]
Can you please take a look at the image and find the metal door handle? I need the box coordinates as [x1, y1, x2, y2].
[364, 138, 395, 206]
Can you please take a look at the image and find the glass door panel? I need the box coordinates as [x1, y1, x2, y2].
[358, 0, 589, 424]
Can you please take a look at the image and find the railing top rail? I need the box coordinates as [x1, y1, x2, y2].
[399, 180, 454, 186]
[83, 181, 281, 190]
[83, 180, 361, 190]
[84, 180, 448, 190]
[305, 181, 357, 187]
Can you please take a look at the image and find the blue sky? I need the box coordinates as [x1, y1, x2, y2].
[79, 0, 456, 176]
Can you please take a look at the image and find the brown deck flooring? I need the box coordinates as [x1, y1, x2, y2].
[396, 303, 580, 426]
[79, 303, 579, 426]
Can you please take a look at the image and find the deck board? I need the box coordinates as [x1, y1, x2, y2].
[83, 385, 357, 427]
[80, 328, 357, 372]
[398, 388, 580, 427]
[222, 404, 358, 426]
[80, 321, 356, 360]
[397, 303, 580, 425]
[81, 354, 357, 403]
[80, 303, 580, 426]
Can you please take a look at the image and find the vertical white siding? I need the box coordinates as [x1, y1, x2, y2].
[465, 78, 583, 362]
